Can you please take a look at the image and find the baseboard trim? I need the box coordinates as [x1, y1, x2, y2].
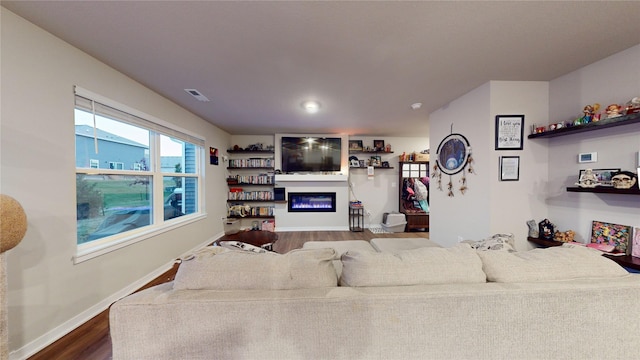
[9, 236, 217, 360]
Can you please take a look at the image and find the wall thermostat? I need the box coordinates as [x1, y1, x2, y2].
[578, 152, 597, 163]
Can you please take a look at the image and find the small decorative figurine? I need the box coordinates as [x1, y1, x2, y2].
[578, 103, 601, 124]
[611, 171, 637, 189]
[527, 219, 539, 238]
[605, 104, 623, 118]
[624, 97, 640, 114]
[576, 168, 598, 188]
[538, 219, 555, 240]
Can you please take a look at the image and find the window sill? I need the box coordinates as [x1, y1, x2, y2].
[73, 213, 207, 264]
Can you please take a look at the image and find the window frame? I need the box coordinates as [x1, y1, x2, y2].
[74, 86, 206, 263]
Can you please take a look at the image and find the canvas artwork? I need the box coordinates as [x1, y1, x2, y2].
[632, 227, 640, 258]
[591, 221, 632, 254]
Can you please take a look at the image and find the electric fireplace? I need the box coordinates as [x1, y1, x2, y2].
[288, 192, 336, 212]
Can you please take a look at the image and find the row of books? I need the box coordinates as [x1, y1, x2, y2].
[228, 191, 274, 201]
[247, 206, 274, 217]
[229, 175, 274, 184]
[228, 158, 274, 168]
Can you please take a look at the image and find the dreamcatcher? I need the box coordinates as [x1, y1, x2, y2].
[431, 128, 474, 197]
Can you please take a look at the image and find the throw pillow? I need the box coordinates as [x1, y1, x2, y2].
[464, 233, 516, 252]
[478, 245, 629, 283]
[339, 244, 486, 287]
[174, 248, 338, 290]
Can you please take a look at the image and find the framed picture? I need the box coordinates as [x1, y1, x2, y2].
[358, 160, 365, 168]
[370, 155, 381, 167]
[382, 161, 390, 168]
[578, 168, 620, 186]
[591, 220, 632, 254]
[499, 156, 519, 181]
[209, 147, 219, 165]
[349, 140, 363, 152]
[373, 140, 385, 152]
[495, 115, 524, 150]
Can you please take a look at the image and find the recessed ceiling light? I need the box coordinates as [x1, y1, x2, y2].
[185, 89, 210, 102]
[302, 100, 321, 114]
[411, 102, 422, 110]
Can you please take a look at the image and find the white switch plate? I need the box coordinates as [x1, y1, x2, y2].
[578, 152, 597, 163]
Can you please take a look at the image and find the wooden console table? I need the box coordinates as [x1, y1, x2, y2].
[404, 212, 429, 231]
[527, 237, 640, 272]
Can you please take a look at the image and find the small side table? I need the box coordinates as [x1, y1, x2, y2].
[349, 205, 364, 232]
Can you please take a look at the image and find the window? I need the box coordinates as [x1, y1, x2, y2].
[74, 86, 205, 262]
[109, 161, 124, 170]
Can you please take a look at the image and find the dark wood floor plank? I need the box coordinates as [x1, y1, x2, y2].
[27, 230, 428, 359]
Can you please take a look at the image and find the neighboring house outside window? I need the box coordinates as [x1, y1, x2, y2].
[74, 86, 205, 263]
[109, 161, 125, 170]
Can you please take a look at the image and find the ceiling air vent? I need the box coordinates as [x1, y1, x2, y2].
[184, 89, 210, 102]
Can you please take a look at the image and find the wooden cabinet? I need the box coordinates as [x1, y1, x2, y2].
[226, 150, 275, 219]
[398, 161, 429, 231]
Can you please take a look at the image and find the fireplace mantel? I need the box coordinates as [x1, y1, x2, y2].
[275, 174, 348, 182]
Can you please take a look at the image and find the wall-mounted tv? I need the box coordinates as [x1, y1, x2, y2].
[281, 136, 341, 173]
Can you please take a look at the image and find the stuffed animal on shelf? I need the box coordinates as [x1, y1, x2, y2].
[553, 230, 576, 243]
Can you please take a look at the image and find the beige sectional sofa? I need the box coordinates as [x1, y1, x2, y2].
[110, 241, 640, 360]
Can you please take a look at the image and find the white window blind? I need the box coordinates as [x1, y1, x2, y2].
[74, 86, 204, 147]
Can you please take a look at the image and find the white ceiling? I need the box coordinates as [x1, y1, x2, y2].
[3, 1, 640, 136]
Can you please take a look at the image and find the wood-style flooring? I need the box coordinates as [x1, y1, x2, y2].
[27, 230, 428, 360]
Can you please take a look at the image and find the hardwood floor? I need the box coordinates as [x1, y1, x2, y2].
[27, 230, 428, 360]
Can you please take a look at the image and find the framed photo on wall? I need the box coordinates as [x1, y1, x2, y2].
[349, 140, 363, 152]
[495, 115, 524, 150]
[499, 156, 519, 181]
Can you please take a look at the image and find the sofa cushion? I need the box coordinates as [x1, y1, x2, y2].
[478, 245, 629, 283]
[340, 244, 486, 287]
[174, 247, 338, 290]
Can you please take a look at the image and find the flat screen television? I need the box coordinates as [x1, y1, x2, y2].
[281, 136, 342, 173]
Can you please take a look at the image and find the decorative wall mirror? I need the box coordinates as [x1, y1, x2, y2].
[435, 133, 470, 175]
[433, 131, 474, 196]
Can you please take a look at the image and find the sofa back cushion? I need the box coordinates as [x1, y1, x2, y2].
[174, 247, 338, 290]
[340, 244, 486, 287]
[478, 245, 629, 283]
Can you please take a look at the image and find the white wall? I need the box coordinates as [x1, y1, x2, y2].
[429, 83, 492, 246]
[546, 45, 640, 242]
[347, 136, 429, 227]
[1, 9, 230, 357]
[488, 81, 550, 249]
[429, 81, 549, 250]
